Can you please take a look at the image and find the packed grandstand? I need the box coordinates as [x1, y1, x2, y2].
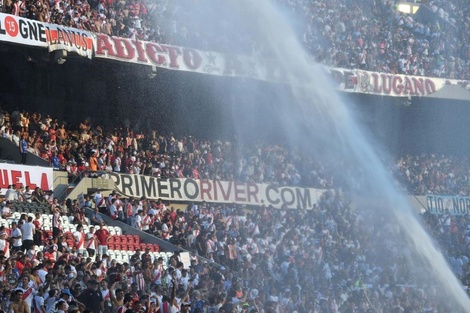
[0, 0, 470, 313]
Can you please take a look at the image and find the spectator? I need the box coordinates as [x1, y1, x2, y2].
[94, 223, 110, 256]
[21, 216, 35, 252]
[10, 222, 22, 253]
[1, 201, 13, 219]
[90, 207, 105, 226]
[19, 133, 28, 164]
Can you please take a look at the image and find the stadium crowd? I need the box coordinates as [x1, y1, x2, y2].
[1, 173, 470, 313]
[5, 107, 470, 198]
[0, 108, 336, 189]
[1, 104, 470, 313]
[0, 0, 469, 313]
[0, 0, 469, 80]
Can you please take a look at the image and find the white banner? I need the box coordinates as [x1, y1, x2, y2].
[0, 13, 93, 59]
[0, 163, 53, 192]
[94, 34, 270, 80]
[94, 34, 470, 99]
[426, 194, 470, 215]
[0, 13, 48, 47]
[354, 70, 446, 97]
[108, 173, 328, 210]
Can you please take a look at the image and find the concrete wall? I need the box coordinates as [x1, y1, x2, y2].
[0, 137, 49, 166]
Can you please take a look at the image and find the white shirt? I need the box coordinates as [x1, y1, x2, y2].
[135, 214, 142, 229]
[0, 238, 9, 257]
[33, 295, 45, 313]
[73, 231, 84, 250]
[94, 193, 105, 207]
[85, 232, 96, 249]
[11, 227, 22, 247]
[2, 206, 11, 217]
[38, 269, 48, 284]
[45, 296, 57, 313]
[17, 281, 35, 308]
[22, 222, 35, 241]
[5, 188, 17, 201]
[109, 205, 118, 219]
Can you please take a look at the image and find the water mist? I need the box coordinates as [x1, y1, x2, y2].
[172, 0, 470, 311]
[242, 1, 470, 311]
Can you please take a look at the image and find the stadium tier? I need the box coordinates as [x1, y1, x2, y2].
[1, 1, 470, 313]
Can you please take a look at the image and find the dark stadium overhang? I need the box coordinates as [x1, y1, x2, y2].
[414, 4, 458, 31]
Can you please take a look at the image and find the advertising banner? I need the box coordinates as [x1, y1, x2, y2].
[0, 20, 467, 99]
[94, 33, 470, 99]
[354, 70, 445, 97]
[108, 172, 328, 209]
[94, 34, 267, 79]
[0, 13, 48, 47]
[426, 194, 470, 215]
[0, 163, 53, 192]
[0, 13, 93, 59]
